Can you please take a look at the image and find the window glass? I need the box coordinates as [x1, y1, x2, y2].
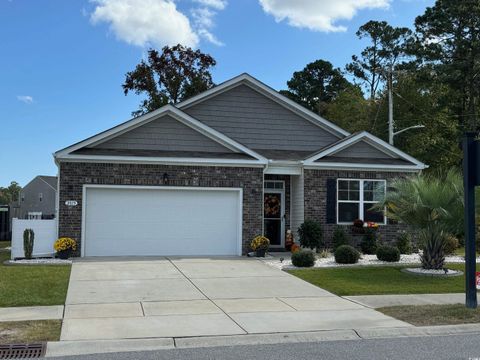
[364, 204, 384, 222]
[338, 203, 359, 223]
[364, 181, 385, 202]
[338, 180, 359, 201]
[337, 179, 386, 224]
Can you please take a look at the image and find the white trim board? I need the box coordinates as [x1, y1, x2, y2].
[54, 155, 266, 167]
[81, 185, 243, 257]
[303, 131, 427, 170]
[304, 163, 424, 172]
[55, 105, 267, 164]
[177, 73, 350, 138]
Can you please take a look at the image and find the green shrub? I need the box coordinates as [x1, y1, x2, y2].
[360, 228, 377, 254]
[444, 235, 459, 255]
[376, 245, 400, 262]
[396, 233, 413, 254]
[291, 250, 316, 267]
[334, 245, 360, 264]
[23, 229, 34, 259]
[298, 220, 324, 250]
[332, 226, 349, 251]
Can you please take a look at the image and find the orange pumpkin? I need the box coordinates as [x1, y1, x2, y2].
[290, 243, 300, 253]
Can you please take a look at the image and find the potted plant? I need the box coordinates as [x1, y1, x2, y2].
[250, 235, 270, 257]
[352, 219, 365, 234]
[54, 237, 77, 259]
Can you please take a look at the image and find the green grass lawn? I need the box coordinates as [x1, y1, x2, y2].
[379, 304, 480, 326]
[288, 263, 468, 296]
[0, 251, 71, 307]
[0, 320, 61, 344]
[0, 241, 11, 249]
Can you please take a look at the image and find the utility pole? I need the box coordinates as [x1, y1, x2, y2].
[388, 69, 394, 145]
[386, 68, 424, 144]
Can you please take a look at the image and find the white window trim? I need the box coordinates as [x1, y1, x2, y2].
[336, 179, 387, 225]
[264, 180, 285, 190]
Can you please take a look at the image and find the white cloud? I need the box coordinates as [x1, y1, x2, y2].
[191, 6, 224, 46]
[17, 95, 34, 104]
[193, 0, 227, 10]
[90, 0, 199, 48]
[259, 0, 391, 32]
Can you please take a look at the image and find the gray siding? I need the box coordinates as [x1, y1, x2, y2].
[17, 177, 57, 219]
[184, 84, 340, 151]
[91, 115, 235, 153]
[329, 140, 395, 159]
[290, 173, 304, 239]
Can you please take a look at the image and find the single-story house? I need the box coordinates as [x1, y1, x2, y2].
[11, 175, 57, 220]
[54, 73, 427, 257]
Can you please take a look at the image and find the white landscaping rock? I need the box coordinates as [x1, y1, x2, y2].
[262, 253, 479, 270]
[402, 267, 463, 276]
[5, 258, 72, 265]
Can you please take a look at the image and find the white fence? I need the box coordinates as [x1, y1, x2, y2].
[11, 219, 57, 259]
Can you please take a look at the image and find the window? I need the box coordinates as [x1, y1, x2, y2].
[337, 179, 386, 224]
[39, 193, 43, 202]
[264, 181, 284, 190]
[28, 212, 42, 220]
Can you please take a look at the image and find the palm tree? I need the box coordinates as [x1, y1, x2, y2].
[375, 171, 464, 269]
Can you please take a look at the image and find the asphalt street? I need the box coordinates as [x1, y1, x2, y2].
[49, 333, 480, 360]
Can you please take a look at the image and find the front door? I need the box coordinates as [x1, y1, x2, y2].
[263, 181, 285, 247]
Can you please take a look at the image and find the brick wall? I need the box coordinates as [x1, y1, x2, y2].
[58, 162, 263, 256]
[304, 169, 411, 248]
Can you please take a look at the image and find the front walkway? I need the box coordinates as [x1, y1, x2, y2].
[61, 257, 408, 341]
[344, 293, 466, 308]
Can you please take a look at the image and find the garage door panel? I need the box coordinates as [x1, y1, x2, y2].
[84, 187, 241, 256]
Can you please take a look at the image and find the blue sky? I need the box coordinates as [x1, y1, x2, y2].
[0, 0, 433, 187]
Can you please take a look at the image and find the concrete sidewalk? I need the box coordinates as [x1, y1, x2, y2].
[45, 324, 480, 357]
[0, 305, 64, 322]
[344, 293, 466, 308]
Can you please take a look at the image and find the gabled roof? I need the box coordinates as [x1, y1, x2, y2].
[303, 131, 427, 171]
[23, 175, 57, 191]
[54, 105, 268, 166]
[38, 176, 58, 191]
[177, 73, 350, 139]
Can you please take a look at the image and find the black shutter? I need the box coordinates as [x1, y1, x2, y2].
[326, 179, 337, 224]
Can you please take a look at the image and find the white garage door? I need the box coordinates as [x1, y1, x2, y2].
[83, 186, 242, 257]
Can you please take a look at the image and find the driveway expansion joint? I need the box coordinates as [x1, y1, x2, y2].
[166, 257, 249, 335]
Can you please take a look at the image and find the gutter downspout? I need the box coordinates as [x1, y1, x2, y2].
[261, 159, 272, 239]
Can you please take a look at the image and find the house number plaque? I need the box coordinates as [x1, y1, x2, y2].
[65, 200, 78, 207]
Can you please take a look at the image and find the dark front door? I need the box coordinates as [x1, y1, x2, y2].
[264, 192, 283, 246]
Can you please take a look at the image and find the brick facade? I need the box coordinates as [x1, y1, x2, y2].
[304, 169, 410, 248]
[58, 162, 263, 256]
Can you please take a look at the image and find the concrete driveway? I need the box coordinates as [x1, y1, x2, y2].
[61, 257, 410, 341]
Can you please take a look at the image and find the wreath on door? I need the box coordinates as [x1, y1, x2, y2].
[264, 194, 280, 217]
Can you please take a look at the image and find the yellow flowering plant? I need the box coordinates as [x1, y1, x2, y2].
[54, 237, 77, 252]
[250, 235, 270, 251]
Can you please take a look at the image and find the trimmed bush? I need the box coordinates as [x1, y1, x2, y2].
[334, 245, 360, 264]
[376, 245, 401, 262]
[332, 226, 349, 251]
[396, 233, 413, 254]
[360, 228, 377, 254]
[298, 220, 324, 250]
[444, 235, 459, 255]
[291, 250, 316, 267]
